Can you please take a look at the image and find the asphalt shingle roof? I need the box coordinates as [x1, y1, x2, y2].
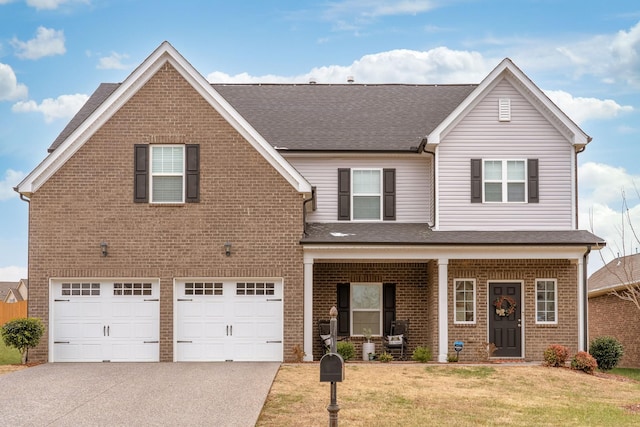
[49, 82, 477, 152]
[588, 253, 640, 293]
[302, 222, 606, 246]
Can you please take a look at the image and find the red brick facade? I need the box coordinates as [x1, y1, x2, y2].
[311, 259, 579, 362]
[27, 63, 305, 362]
[589, 293, 640, 368]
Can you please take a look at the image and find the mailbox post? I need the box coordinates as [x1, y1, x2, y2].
[319, 306, 343, 426]
[454, 341, 464, 361]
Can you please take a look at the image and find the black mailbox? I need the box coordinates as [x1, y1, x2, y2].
[319, 353, 344, 383]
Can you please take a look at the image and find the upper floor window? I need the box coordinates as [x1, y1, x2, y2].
[151, 145, 184, 203]
[352, 169, 382, 220]
[338, 168, 395, 221]
[134, 144, 200, 204]
[470, 158, 538, 204]
[484, 160, 525, 203]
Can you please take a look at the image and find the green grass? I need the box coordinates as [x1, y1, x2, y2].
[611, 367, 640, 381]
[0, 339, 21, 365]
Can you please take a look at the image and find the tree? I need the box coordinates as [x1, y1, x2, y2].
[1, 318, 44, 364]
[590, 188, 640, 310]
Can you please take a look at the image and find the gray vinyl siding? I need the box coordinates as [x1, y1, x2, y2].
[437, 78, 574, 230]
[286, 156, 432, 223]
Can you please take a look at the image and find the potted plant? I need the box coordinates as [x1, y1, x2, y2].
[362, 328, 375, 361]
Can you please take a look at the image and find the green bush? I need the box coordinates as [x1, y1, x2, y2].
[543, 344, 569, 367]
[589, 336, 624, 372]
[571, 351, 597, 374]
[1, 318, 45, 364]
[336, 341, 355, 361]
[378, 352, 393, 363]
[412, 346, 432, 363]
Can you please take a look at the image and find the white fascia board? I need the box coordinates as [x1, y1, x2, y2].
[16, 41, 311, 196]
[426, 58, 590, 147]
[303, 245, 588, 263]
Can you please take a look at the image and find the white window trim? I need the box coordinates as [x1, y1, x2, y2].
[453, 279, 476, 324]
[535, 278, 558, 325]
[351, 168, 383, 221]
[150, 144, 185, 204]
[483, 159, 527, 203]
[350, 282, 383, 336]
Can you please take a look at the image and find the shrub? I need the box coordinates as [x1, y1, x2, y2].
[412, 346, 432, 363]
[1, 317, 45, 364]
[589, 336, 624, 372]
[543, 344, 569, 367]
[336, 341, 355, 361]
[378, 352, 393, 363]
[447, 353, 459, 363]
[570, 351, 597, 374]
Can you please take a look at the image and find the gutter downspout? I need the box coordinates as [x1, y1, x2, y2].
[302, 187, 316, 237]
[582, 245, 591, 352]
[420, 139, 436, 228]
[15, 188, 30, 361]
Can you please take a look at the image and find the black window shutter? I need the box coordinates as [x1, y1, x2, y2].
[337, 283, 350, 335]
[337, 168, 350, 220]
[134, 144, 148, 203]
[383, 283, 396, 336]
[383, 169, 396, 221]
[470, 159, 482, 203]
[185, 144, 200, 203]
[528, 158, 539, 203]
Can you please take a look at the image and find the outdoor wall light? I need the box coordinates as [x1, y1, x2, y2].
[100, 241, 108, 257]
[224, 242, 232, 257]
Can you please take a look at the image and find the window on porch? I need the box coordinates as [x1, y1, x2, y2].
[351, 283, 382, 335]
[454, 279, 476, 324]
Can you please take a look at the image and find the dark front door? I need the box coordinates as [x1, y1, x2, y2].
[488, 283, 522, 358]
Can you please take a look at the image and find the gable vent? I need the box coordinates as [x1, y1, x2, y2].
[499, 98, 511, 122]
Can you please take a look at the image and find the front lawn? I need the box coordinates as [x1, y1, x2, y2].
[611, 367, 640, 382]
[258, 364, 640, 426]
[0, 338, 21, 365]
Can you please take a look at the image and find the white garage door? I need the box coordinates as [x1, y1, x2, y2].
[51, 281, 160, 362]
[175, 280, 283, 362]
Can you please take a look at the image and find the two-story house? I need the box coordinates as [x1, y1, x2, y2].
[16, 42, 604, 363]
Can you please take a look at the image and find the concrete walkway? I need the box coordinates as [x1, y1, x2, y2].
[0, 362, 280, 427]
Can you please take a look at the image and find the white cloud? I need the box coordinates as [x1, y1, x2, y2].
[11, 26, 66, 60]
[0, 169, 24, 201]
[208, 47, 492, 84]
[0, 266, 27, 281]
[26, 0, 88, 10]
[97, 52, 131, 70]
[544, 90, 634, 125]
[0, 62, 28, 101]
[12, 93, 89, 123]
[578, 162, 640, 273]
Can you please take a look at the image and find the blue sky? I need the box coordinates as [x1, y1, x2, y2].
[0, 0, 639, 280]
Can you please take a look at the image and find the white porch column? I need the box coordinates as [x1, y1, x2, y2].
[303, 258, 314, 361]
[438, 258, 449, 363]
[577, 255, 585, 352]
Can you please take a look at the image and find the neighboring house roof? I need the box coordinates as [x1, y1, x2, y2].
[4, 288, 24, 302]
[15, 41, 311, 197]
[588, 253, 640, 297]
[302, 222, 605, 246]
[0, 281, 19, 301]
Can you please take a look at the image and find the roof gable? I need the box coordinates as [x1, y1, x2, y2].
[16, 42, 311, 196]
[426, 58, 591, 148]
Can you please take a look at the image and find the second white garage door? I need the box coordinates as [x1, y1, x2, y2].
[175, 280, 283, 362]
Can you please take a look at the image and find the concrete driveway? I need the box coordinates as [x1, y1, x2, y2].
[0, 362, 280, 427]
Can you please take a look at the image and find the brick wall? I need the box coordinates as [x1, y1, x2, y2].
[312, 263, 430, 360]
[27, 63, 305, 362]
[448, 259, 578, 361]
[589, 293, 640, 368]
[310, 259, 578, 362]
